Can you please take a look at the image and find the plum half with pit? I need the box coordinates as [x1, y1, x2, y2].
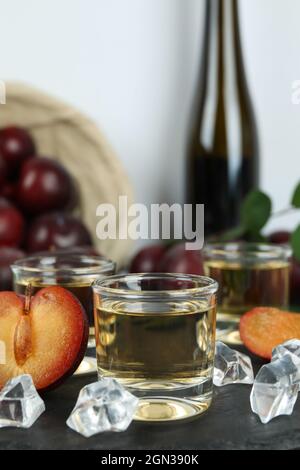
[26, 212, 93, 253]
[0, 198, 25, 247]
[17, 157, 73, 215]
[0, 126, 35, 173]
[0, 286, 89, 391]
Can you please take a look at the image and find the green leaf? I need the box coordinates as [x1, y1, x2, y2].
[240, 190, 272, 233]
[291, 225, 300, 261]
[291, 182, 300, 208]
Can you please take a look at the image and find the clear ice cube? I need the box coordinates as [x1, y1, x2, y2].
[272, 339, 300, 363]
[66, 378, 139, 437]
[213, 341, 254, 386]
[250, 355, 300, 424]
[0, 374, 45, 428]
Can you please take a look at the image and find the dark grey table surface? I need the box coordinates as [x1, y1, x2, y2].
[1, 349, 300, 451]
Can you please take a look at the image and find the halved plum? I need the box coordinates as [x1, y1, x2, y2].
[0, 286, 88, 391]
[240, 307, 300, 359]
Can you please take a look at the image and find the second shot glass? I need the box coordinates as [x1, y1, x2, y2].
[203, 242, 291, 343]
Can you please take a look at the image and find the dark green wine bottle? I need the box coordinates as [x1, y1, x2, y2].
[186, 0, 259, 235]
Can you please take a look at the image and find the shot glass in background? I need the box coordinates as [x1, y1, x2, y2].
[93, 273, 218, 422]
[203, 242, 291, 344]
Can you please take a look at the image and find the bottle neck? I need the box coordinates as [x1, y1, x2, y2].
[202, 0, 246, 85]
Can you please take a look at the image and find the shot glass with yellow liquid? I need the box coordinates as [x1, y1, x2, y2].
[93, 273, 218, 422]
[203, 242, 291, 344]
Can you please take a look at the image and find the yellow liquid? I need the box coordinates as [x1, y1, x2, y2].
[204, 260, 290, 343]
[94, 298, 216, 421]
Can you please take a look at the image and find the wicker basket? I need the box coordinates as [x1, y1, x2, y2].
[0, 82, 134, 266]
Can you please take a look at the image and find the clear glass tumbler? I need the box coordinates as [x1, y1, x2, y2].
[12, 253, 116, 362]
[93, 273, 218, 422]
[203, 242, 291, 344]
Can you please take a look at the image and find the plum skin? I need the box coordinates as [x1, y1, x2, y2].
[0, 126, 35, 173]
[17, 157, 73, 215]
[158, 243, 204, 275]
[26, 212, 92, 253]
[130, 245, 166, 273]
[0, 198, 25, 248]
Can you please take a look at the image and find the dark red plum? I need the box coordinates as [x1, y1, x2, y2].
[26, 212, 92, 253]
[0, 126, 35, 173]
[158, 243, 204, 275]
[0, 198, 25, 247]
[130, 245, 166, 273]
[18, 157, 73, 214]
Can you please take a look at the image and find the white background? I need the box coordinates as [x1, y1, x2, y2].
[1, 0, 300, 236]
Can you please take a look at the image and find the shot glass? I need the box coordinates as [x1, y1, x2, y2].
[93, 273, 218, 422]
[12, 253, 116, 351]
[203, 242, 291, 343]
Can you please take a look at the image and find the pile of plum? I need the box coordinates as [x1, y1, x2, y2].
[0, 125, 93, 290]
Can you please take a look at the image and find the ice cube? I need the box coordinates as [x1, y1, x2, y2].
[250, 355, 300, 424]
[272, 339, 300, 363]
[66, 378, 139, 437]
[213, 341, 254, 386]
[0, 374, 45, 428]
